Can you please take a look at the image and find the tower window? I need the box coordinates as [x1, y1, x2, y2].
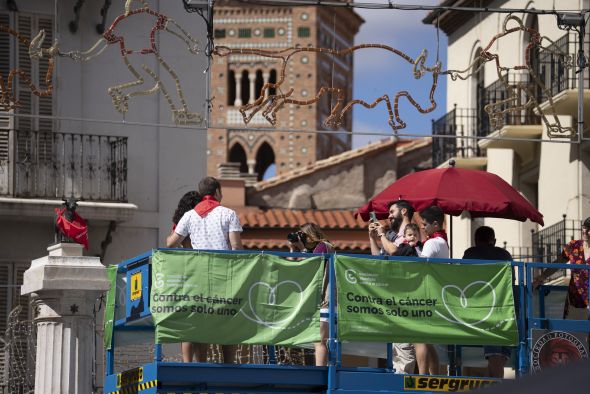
[214, 29, 226, 39]
[298, 27, 310, 38]
[263, 28, 275, 38]
[238, 28, 252, 38]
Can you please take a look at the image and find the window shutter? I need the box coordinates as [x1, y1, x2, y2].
[0, 12, 12, 196]
[15, 14, 32, 132]
[37, 16, 53, 133]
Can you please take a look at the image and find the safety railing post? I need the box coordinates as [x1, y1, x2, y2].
[517, 262, 528, 375]
[327, 254, 338, 393]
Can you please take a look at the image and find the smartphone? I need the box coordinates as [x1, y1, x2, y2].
[369, 211, 377, 222]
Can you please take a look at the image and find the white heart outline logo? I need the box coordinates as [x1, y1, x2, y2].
[240, 280, 304, 329]
[435, 281, 496, 329]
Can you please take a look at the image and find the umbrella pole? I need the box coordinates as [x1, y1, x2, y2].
[447, 215, 461, 376]
[449, 215, 453, 259]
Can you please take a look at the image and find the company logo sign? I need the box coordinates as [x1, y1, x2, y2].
[531, 330, 589, 372]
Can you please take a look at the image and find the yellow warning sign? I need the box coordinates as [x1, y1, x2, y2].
[403, 376, 499, 392]
[130, 272, 142, 301]
[116, 367, 143, 388]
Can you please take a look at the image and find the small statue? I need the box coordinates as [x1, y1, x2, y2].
[54, 197, 89, 249]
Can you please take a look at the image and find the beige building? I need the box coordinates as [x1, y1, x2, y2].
[207, 0, 364, 180]
[424, 0, 590, 259]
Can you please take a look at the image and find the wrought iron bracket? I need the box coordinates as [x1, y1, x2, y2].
[6, 0, 18, 12]
[96, 0, 112, 34]
[69, 0, 86, 33]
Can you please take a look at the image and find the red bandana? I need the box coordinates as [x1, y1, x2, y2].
[194, 195, 220, 217]
[425, 230, 448, 245]
[55, 208, 89, 249]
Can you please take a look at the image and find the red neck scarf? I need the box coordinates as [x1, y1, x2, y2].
[425, 230, 448, 245]
[194, 195, 220, 217]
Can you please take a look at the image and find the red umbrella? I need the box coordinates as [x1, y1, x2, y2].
[357, 167, 544, 225]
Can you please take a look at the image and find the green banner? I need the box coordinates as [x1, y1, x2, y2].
[104, 264, 118, 350]
[336, 255, 518, 345]
[151, 250, 323, 345]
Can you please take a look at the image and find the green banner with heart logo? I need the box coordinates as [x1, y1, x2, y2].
[151, 250, 323, 345]
[336, 255, 518, 345]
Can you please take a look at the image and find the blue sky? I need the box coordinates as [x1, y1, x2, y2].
[351, 0, 447, 148]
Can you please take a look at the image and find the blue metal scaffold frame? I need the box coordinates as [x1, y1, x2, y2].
[103, 249, 590, 394]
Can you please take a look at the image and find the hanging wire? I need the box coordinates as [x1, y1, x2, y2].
[435, 12, 440, 64]
[233, 0, 585, 15]
[2, 110, 582, 145]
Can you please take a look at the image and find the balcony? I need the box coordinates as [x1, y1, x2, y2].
[476, 72, 543, 163]
[431, 106, 487, 168]
[537, 31, 590, 116]
[0, 130, 127, 202]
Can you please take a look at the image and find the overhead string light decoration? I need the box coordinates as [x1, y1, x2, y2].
[0, 26, 57, 111]
[61, 0, 203, 125]
[214, 44, 441, 133]
[442, 15, 576, 139]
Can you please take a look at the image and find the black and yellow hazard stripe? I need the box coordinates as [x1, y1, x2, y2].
[108, 379, 157, 394]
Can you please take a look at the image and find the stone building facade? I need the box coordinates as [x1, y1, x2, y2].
[207, 0, 364, 180]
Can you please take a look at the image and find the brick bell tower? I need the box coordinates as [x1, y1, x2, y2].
[207, 0, 364, 182]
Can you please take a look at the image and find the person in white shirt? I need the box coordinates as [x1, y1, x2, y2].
[415, 205, 449, 375]
[166, 176, 243, 364]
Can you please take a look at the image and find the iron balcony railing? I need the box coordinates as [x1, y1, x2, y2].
[0, 130, 127, 202]
[531, 215, 581, 263]
[538, 31, 590, 102]
[478, 71, 542, 135]
[431, 106, 486, 168]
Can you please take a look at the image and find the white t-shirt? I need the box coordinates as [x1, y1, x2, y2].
[175, 206, 242, 250]
[419, 237, 449, 259]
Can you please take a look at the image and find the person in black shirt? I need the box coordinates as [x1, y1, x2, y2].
[463, 226, 513, 378]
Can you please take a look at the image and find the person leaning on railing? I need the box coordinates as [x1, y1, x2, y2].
[169, 190, 208, 363]
[533, 217, 590, 322]
[288, 223, 334, 367]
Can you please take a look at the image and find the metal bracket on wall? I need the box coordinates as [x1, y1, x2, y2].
[96, 0, 112, 34]
[69, 0, 86, 33]
[6, 0, 18, 12]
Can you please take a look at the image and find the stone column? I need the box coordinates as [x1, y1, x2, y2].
[234, 72, 243, 107]
[248, 72, 256, 104]
[262, 72, 270, 98]
[247, 159, 256, 174]
[22, 243, 110, 394]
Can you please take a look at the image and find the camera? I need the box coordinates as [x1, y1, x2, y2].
[287, 231, 307, 244]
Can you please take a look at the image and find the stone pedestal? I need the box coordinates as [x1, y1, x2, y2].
[21, 243, 110, 394]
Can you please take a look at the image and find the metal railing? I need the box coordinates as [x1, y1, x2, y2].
[538, 31, 590, 102]
[431, 106, 485, 167]
[531, 215, 581, 263]
[503, 217, 581, 264]
[2, 130, 128, 202]
[479, 72, 542, 135]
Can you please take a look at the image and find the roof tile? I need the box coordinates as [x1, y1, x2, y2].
[234, 207, 367, 230]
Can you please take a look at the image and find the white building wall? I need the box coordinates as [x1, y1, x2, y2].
[0, 0, 208, 264]
[445, 0, 589, 256]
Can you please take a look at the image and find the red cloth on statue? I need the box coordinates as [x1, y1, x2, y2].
[55, 208, 89, 249]
[194, 195, 220, 217]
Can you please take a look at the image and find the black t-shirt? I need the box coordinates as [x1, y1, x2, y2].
[462, 245, 513, 261]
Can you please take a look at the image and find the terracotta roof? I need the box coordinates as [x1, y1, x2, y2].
[252, 137, 431, 192]
[236, 207, 365, 229]
[241, 238, 371, 252]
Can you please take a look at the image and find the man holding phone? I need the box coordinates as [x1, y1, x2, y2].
[367, 199, 416, 374]
[368, 199, 414, 256]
